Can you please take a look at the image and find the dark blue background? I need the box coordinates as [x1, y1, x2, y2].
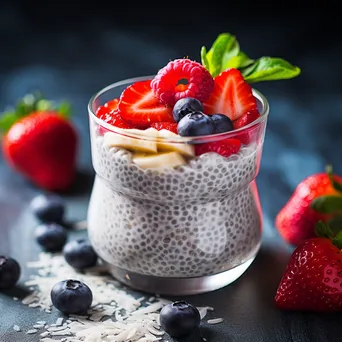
[1, 2, 342, 341]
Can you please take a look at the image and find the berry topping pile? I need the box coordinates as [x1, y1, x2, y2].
[95, 32, 301, 162]
[95, 62, 260, 159]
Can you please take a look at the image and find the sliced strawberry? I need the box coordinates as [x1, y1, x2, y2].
[203, 68, 258, 121]
[118, 80, 174, 128]
[195, 138, 241, 158]
[103, 110, 132, 129]
[96, 98, 132, 134]
[233, 109, 260, 129]
[150, 122, 178, 134]
[96, 98, 120, 119]
[96, 105, 109, 120]
[104, 98, 120, 111]
[233, 109, 261, 145]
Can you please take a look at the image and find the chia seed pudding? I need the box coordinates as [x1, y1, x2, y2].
[84, 28, 303, 293]
[87, 132, 263, 278]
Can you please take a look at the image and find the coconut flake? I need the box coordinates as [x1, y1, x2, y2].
[12, 252, 218, 341]
[207, 318, 224, 324]
[33, 324, 44, 329]
[26, 329, 38, 334]
[56, 317, 64, 326]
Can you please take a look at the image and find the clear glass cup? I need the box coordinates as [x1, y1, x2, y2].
[87, 76, 269, 295]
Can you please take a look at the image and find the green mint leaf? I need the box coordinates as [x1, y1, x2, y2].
[326, 165, 342, 193]
[0, 111, 20, 133]
[57, 101, 72, 119]
[202, 33, 240, 77]
[242, 57, 301, 83]
[201, 46, 210, 71]
[224, 51, 254, 69]
[332, 230, 342, 249]
[311, 195, 342, 214]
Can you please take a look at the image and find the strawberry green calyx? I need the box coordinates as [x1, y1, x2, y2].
[311, 195, 342, 214]
[311, 165, 342, 214]
[0, 92, 71, 133]
[326, 164, 342, 193]
[201, 32, 301, 81]
[314, 220, 342, 249]
[313, 165, 342, 248]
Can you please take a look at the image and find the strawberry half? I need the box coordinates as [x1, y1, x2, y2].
[233, 109, 261, 145]
[203, 68, 258, 121]
[118, 80, 174, 128]
[195, 138, 241, 158]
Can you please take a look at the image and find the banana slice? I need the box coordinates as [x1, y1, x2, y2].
[104, 132, 157, 153]
[119, 127, 160, 137]
[132, 152, 186, 169]
[157, 129, 195, 157]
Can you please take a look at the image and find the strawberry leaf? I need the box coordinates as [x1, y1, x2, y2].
[311, 195, 342, 214]
[327, 215, 342, 235]
[314, 220, 334, 239]
[332, 230, 342, 249]
[0, 92, 72, 133]
[56, 101, 72, 119]
[326, 164, 342, 193]
[36, 99, 54, 111]
[0, 111, 20, 132]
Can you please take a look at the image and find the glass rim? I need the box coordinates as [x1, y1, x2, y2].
[88, 75, 270, 143]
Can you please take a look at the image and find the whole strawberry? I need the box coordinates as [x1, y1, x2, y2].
[1, 93, 78, 191]
[275, 167, 342, 245]
[275, 222, 342, 312]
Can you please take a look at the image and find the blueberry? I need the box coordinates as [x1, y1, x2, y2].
[211, 113, 234, 133]
[177, 112, 215, 137]
[30, 194, 65, 223]
[63, 239, 98, 269]
[35, 223, 67, 252]
[50, 279, 93, 314]
[160, 300, 201, 338]
[172, 97, 204, 122]
[0, 256, 21, 290]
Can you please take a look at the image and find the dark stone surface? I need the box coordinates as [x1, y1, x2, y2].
[1, 2, 342, 341]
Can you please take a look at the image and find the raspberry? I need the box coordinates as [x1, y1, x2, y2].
[151, 59, 214, 106]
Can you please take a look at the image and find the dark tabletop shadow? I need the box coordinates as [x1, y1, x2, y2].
[61, 168, 95, 197]
[1, 284, 31, 300]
